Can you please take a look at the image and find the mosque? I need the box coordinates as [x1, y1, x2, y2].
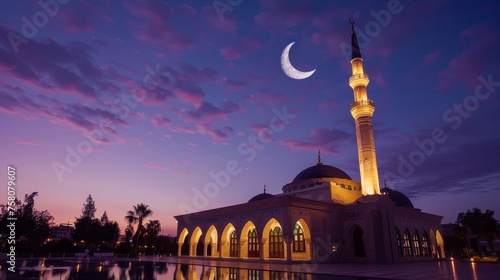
[174, 22, 445, 264]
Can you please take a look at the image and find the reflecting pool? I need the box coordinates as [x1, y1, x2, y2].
[0, 259, 382, 280]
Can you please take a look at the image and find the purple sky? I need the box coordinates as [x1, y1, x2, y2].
[1, 0, 499, 235]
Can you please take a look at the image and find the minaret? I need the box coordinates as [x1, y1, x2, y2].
[348, 19, 381, 195]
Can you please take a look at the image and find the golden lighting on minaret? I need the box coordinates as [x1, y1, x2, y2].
[348, 19, 381, 195]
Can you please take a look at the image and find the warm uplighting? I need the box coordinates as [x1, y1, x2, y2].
[470, 257, 474, 262]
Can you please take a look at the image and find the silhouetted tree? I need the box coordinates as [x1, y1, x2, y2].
[72, 195, 120, 250]
[125, 203, 153, 256]
[456, 208, 499, 253]
[0, 192, 54, 253]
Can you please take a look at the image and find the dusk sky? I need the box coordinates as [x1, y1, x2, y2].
[1, 0, 499, 235]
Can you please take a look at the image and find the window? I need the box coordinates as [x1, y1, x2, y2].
[421, 231, 430, 256]
[413, 230, 421, 256]
[269, 227, 284, 258]
[229, 268, 238, 279]
[293, 223, 305, 252]
[403, 229, 412, 256]
[230, 230, 238, 257]
[340, 184, 345, 188]
[395, 228, 403, 256]
[248, 228, 259, 258]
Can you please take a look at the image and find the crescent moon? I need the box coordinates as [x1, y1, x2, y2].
[281, 42, 316, 80]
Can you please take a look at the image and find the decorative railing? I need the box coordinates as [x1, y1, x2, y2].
[350, 100, 374, 110]
[349, 73, 369, 84]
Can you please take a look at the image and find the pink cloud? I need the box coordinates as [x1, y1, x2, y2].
[220, 38, 262, 61]
[150, 114, 172, 128]
[202, 5, 238, 33]
[438, 22, 500, 90]
[280, 128, 351, 154]
[15, 140, 38, 146]
[244, 89, 289, 106]
[420, 49, 441, 68]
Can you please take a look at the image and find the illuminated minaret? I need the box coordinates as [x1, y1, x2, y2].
[348, 19, 381, 195]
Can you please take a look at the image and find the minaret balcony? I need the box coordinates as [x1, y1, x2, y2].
[350, 100, 374, 110]
[349, 73, 369, 88]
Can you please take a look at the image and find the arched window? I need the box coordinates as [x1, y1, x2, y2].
[248, 228, 259, 258]
[413, 230, 421, 256]
[293, 223, 305, 252]
[269, 227, 284, 258]
[230, 230, 238, 257]
[403, 229, 412, 256]
[395, 228, 403, 257]
[421, 231, 430, 256]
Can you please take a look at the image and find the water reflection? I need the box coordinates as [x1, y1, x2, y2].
[1, 259, 380, 280]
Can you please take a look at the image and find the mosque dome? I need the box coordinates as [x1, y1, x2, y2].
[293, 163, 352, 182]
[381, 187, 414, 208]
[248, 185, 275, 203]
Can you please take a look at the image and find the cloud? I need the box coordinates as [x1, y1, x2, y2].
[437, 22, 500, 90]
[15, 140, 39, 146]
[145, 162, 190, 175]
[420, 49, 441, 68]
[280, 128, 352, 154]
[150, 114, 172, 128]
[243, 89, 289, 106]
[202, 5, 238, 33]
[220, 38, 262, 61]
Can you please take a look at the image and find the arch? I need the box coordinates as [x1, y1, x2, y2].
[262, 218, 287, 260]
[395, 228, 403, 257]
[240, 220, 257, 259]
[421, 230, 431, 256]
[220, 223, 236, 258]
[291, 219, 312, 261]
[177, 228, 189, 256]
[435, 230, 445, 258]
[352, 225, 366, 257]
[403, 228, 412, 256]
[189, 227, 203, 256]
[204, 225, 218, 257]
[413, 230, 421, 256]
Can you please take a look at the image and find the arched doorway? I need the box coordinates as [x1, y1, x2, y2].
[248, 228, 260, 258]
[353, 226, 366, 257]
[178, 228, 189, 256]
[240, 221, 257, 259]
[204, 225, 218, 257]
[189, 227, 203, 256]
[220, 223, 237, 258]
[291, 219, 312, 261]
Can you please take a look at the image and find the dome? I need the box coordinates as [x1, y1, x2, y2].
[381, 187, 414, 208]
[293, 163, 352, 182]
[248, 192, 275, 203]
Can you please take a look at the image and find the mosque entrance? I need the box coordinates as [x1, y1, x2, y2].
[353, 226, 366, 257]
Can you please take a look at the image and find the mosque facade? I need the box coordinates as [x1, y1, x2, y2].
[174, 22, 444, 264]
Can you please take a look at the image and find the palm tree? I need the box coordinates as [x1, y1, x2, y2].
[125, 203, 153, 256]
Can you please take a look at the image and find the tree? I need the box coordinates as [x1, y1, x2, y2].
[82, 194, 97, 219]
[0, 192, 54, 253]
[72, 196, 119, 251]
[145, 220, 162, 253]
[456, 208, 499, 253]
[125, 203, 153, 256]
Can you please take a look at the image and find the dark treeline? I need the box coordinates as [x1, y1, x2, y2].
[0, 193, 176, 256]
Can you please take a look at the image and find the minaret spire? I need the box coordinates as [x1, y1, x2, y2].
[348, 19, 381, 196]
[317, 149, 323, 165]
[350, 18, 362, 59]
